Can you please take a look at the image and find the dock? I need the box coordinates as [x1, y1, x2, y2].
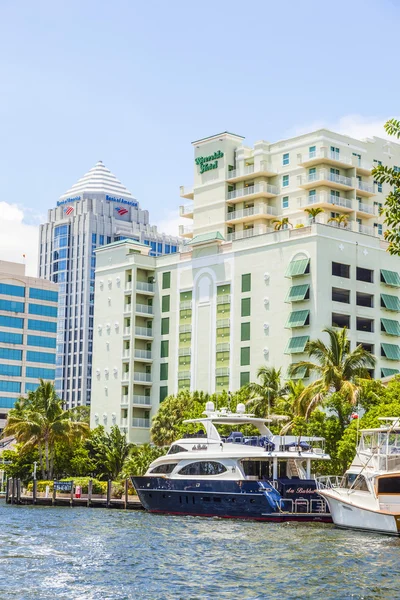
[5, 478, 144, 511]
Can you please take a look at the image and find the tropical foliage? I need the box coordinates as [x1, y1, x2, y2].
[327, 214, 348, 228]
[243, 366, 287, 417]
[272, 217, 292, 230]
[304, 207, 324, 223]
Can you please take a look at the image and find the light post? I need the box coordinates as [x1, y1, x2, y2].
[33, 461, 37, 481]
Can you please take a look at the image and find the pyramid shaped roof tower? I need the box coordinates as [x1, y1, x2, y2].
[59, 161, 136, 202]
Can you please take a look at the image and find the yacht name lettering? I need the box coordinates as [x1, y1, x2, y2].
[286, 487, 316, 494]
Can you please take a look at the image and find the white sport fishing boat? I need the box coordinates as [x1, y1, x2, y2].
[317, 418, 400, 535]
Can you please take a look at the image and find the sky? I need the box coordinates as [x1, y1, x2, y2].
[0, 0, 399, 275]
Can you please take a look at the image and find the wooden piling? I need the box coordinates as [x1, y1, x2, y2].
[124, 478, 128, 509]
[33, 480, 37, 505]
[87, 479, 92, 507]
[52, 480, 56, 505]
[5, 477, 10, 503]
[70, 481, 74, 507]
[16, 479, 21, 504]
[106, 479, 111, 508]
[11, 477, 15, 504]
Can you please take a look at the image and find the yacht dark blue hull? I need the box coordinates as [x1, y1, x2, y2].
[132, 477, 332, 522]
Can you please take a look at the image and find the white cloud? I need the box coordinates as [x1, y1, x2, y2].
[0, 202, 39, 276]
[286, 114, 392, 142]
[155, 210, 186, 238]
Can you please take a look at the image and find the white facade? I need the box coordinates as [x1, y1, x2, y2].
[39, 161, 180, 408]
[91, 129, 400, 443]
[0, 261, 58, 431]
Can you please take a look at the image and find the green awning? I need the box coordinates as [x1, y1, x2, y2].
[288, 366, 308, 380]
[381, 269, 400, 287]
[285, 310, 310, 328]
[284, 336, 309, 354]
[381, 294, 400, 312]
[285, 284, 310, 303]
[381, 343, 400, 361]
[381, 368, 400, 378]
[285, 258, 310, 278]
[381, 318, 400, 336]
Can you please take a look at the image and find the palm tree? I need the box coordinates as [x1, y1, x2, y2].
[288, 328, 376, 427]
[304, 207, 324, 223]
[277, 380, 313, 435]
[123, 444, 167, 477]
[272, 217, 293, 231]
[243, 366, 287, 417]
[4, 380, 89, 479]
[328, 214, 348, 228]
[95, 425, 133, 480]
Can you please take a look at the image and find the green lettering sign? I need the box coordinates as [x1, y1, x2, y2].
[195, 150, 224, 173]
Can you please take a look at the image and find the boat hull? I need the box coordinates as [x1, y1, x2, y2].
[132, 476, 332, 523]
[319, 491, 400, 535]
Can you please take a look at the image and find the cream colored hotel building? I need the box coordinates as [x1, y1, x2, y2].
[90, 128, 400, 442]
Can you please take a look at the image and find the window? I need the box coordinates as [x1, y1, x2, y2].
[358, 342, 374, 354]
[330, 146, 340, 157]
[0, 381, 20, 393]
[158, 243, 163, 254]
[162, 295, 170, 312]
[286, 310, 310, 328]
[282, 175, 289, 188]
[161, 318, 169, 335]
[332, 262, 350, 278]
[381, 294, 400, 312]
[26, 366, 55, 379]
[332, 288, 350, 304]
[26, 351, 56, 364]
[160, 340, 169, 358]
[0, 283, 25, 297]
[283, 153, 289, 166]
[160, 363, 168, 380]
[0, 348, 22, 361]
[159, 386, 168, 402]
[381, 318, 400, 336]
[165, 245, 170, 254]
[241, 298, 251, 317]
[286, 258, 310, 277]
[28, 319, 57, 333]
[0, 364, 21, 377]
[356, 317, 374, 332]
[284, 336, 309, 354]
[150, 463, 177, 474]
[0, 299, 24, 313]
[309, 146, 316, 157]
[242, 460, 272, 479]
[332, 313, 350, 329]
[241, 273, 251, 293]
[0, 315, 23, 329]
[356, 292, 374, 308]
[178, 462, 227, 476]
[240, 372, 250, 387]
[356, 267, 374, 283]
[241, 322, 250, 341]
[381, 270, 400, 288]
[162, 272, 171, 289]
[282, 196, 289, 209]
[241, 347, 250, 366]
[0, 398, 16, 409]
[28, 304, 58, 318]
[381, 344, 400, 361]
[286, 284, 310, 302]
[27, 335, 56, 348]
[375, 223, 383, 236]
[0, 331, 23, 345]
[29, 288, 58, 302]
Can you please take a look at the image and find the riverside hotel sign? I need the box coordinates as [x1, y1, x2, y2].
[195, 150, 224, 174]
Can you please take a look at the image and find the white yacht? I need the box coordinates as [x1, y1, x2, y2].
[317, 418, 400, 535]
[132, 402, 331, 522]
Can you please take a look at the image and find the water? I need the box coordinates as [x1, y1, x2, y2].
[0, 502, 399, 600]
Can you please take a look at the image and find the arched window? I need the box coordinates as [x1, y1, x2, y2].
[150, 463, 177, 474]
[178, 461, 227, 476]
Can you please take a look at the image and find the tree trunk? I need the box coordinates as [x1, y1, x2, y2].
[49, 446, 54, 480]
[38, 442, 45, 480]
[44, 437, 49, 479]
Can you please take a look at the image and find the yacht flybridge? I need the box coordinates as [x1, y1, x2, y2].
[132, 402, 331, 522]
[317, 418, 400, 535]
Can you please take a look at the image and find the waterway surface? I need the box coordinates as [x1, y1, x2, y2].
[0, 501, 399, 599]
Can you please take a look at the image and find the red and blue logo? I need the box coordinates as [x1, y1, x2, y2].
[64, 206, 74, 216]
[115, 206, 129, 216]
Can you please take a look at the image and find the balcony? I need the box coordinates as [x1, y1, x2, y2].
[298, 149, 353, 169]
[136, 281, 155, 294]
[178, 224, 193, 239]
[120, 395, 129, 406]
[216, 342, 230, 352]
[217, 318, 230, 328]
[180, 185, 194, 199]
[132, 395, 152, 407]
[304, 192, 353, 212]
[356, 202, 376, 217]
[226, 226, 272, 242]
[355, 162, 373, 176]
[135, 326, 153, 338]
[299, 170, 353, 191]
[122, 349, 130, 359]
[227, 182, 279, 203]
[217, 294, 231, 305]
[134, 349, 152, 360]
[179, 203, 194, 218]
[358, 224, 375, 236]
[125, 281, 132, 292]
[226, 204, 278, 223]
[123, 327, 131, 336]
[133, 372, 152, 383]
[124, 303, 132, 315]
[356, 180, 375, 197]
[178, 347, 191, 356]
[132, 418, 150, 428]
[136, 304, 154, 316]
[121, 373, 130, 384]
[178, 371, 191, 380]
[226, 160, 276, 182]
[179, 300, 192, 310]
[179, 324, 192, 333]
[216, 367, 230, 377]
[121, 418, 128, 428]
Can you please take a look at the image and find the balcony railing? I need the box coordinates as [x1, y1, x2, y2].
[121, 373, 130, 383]
[180, 300, 192, 310]
[136, 304, 154, 315]
[216, 367, 230, 376]
[357, 181, 375, 193]
[357, 202, 375, 214]
[125, 281, 132, 291]
[132, 418, 150, 428]
[227, 182, 279, 201]
[124, 303, 132, 313]
[179, 203, 194, 217]
[178, 371, 191, 380]
[304, 170, 353, 187]
[123, 327, 131, 336]
[226, 204, 277, 221]
[358, 224, 375, 236]
[178, 347, 191, 356]
[216, 342, 230, 352]
[217, 318, 230, 328]
[136, 281, 155, 293]
[226, 226, 272, 242]
[122, 349, 130, 358]
[121, 418, 128, 428]
[179, 324, 192, 333]
[133, 372, 152, 382]
[301, 149, 353, 166]
[179, 225, 193, 236]
[306, 192, 352, 209]
[121, 396, 129, 406]
[134, 349, 152, 360]
[217, 295, 231, 305]
[135, 327, 153, 337]
[180, 185, 194, 197]
[227, 161, 275, 180]
[132, 395, 152, 406]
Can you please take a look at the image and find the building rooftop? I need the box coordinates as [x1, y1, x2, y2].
[59, 160, 136, 201]
[191, 231, 225, 245]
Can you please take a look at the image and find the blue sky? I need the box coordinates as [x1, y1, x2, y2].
[0, 0, 399, 272]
